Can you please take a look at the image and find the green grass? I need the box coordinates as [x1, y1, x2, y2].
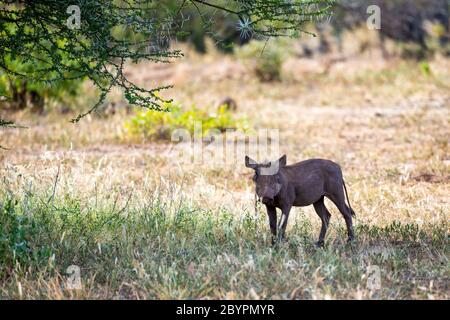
[0, 189, 448, 299]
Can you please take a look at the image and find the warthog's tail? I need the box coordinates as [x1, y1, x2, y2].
[343, 179, 356, 217]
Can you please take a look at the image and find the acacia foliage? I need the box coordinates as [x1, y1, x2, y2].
[0, 0, 334, 124]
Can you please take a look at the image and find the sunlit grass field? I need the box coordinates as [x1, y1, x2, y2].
[0, 184, 448, 299]
[0, 42, 449, 299]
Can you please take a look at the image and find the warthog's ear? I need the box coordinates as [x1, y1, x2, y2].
[245, 155, 258, 169]
[278, 155, 287, 167]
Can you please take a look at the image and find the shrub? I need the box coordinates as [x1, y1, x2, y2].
[0, 57, 83, 113]
[235, 39, 291, 82]
[125, 101, 250, 141]
[424, 21, 450, 56]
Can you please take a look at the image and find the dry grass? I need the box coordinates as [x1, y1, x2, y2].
[0, 42, 449, 299]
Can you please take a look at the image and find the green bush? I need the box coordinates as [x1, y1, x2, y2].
[424, 22, 450, 56]
[0, 54, 83, 112]
[235, 39, 291, 81]
[125, 101, 250, 141]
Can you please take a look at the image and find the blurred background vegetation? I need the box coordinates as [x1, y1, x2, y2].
[0, 0, 448, 125]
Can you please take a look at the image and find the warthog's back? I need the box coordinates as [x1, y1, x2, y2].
[284, 158, 342, 179]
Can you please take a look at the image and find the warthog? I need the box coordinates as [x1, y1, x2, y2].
[245, 155, 356, 246]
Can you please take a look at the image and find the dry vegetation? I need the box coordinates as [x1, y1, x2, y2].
[0, 36, 449, 299]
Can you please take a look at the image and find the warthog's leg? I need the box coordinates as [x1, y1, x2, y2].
[313, 196, 331, 247]
[343, 215, 355, 243]
[328, 191, 355, 243]
[277, 205, 292, 242]
[265, 205, 277, 244]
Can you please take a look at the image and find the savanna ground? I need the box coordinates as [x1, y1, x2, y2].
[0, 33, 449, 299]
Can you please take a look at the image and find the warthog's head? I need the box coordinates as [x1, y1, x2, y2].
[245, 155, 286, 205]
